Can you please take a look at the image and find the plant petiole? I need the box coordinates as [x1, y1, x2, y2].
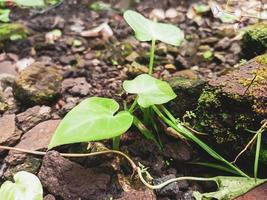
[148, 39, 156, 75]
[112, 136, 121, 150]
[128, 97, 138, 113]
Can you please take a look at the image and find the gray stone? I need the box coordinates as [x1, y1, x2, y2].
[154, 175, 180, 196]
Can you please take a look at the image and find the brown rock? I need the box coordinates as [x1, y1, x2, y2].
[16, 120, 59, 150]
[163, 141, 195, 162]
[62, 77, 91, 96]
[192, 54, 267, 161]
[235, 182, 267, 200]
[0, 61, 17, 77]
[117, 189, 156, 200]
[5, 120, 60, 165]
[0, 114, 21, 146]
[44, 194, 56, 200]
[209, 55, 267, 115]
[16, 105, 51, 131]
[38, 151, 111, 200]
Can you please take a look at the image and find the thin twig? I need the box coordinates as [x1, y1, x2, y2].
[0, 145, 219, 190]
[232, 121, 267, 163]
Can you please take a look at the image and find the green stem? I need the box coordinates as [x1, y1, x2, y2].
[128, 39, 156, 114]
[112, 136, 121, 150]
[148, 39, 156, 75]
[152, 105, 249, 178]
[128, 97, 138, 113]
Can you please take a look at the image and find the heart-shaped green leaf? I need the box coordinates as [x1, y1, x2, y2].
[0, 171, 43, 200]
[193, 176, 267, 200]
[48, 97, 133, 149]
[123, 74, 177, 108]
[124, 10, 184, 46]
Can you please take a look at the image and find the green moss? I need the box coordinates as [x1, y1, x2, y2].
[243, 23, 267, 56]
[192, 87, 263, 162]
[259, 149, 267, 163]
[0, 23, 27, 42]
[167, 77, 206, 117]
[198, 89, 221, 108]
[256, 54, 267, 65]
[245, 23, 267, 47]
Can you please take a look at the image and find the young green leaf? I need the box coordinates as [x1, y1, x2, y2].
[48, 97, 133, 149]
[0, 9, 10, 23]
[123, 10, 184, 46]
[0, 171, 43, 200]
[193, 176, 266, 200]
[123, 74, 177, 108]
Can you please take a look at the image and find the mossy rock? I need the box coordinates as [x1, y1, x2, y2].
[167, 71, 206, 117]
[242, 23, 267, 58]
[4, 156, 42, 180]
[14, 63, 63, 106]
[0, 23, 28, 43]
[193, 54, 267, 162]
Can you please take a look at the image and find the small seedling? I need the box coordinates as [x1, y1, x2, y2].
[123, 10, 184, 75]
[48, 10, 249, 178]
[0, 171, 43, 200]
[203, 50, 214, 61]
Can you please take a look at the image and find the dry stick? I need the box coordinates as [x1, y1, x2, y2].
[0, 145, 216, 190]
[232, 121, 267, 164]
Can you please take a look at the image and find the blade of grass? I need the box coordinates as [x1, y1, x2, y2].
[254, 131, 262, 181]
[133, 115, 162, 149]
[191, 161, 240, 175]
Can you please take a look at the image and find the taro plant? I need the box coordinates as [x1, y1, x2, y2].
[0, 171, 43, 200]
[45, 10, 267, 199]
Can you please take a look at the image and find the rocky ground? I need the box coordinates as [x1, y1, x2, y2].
[0, 0, 266, 199]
